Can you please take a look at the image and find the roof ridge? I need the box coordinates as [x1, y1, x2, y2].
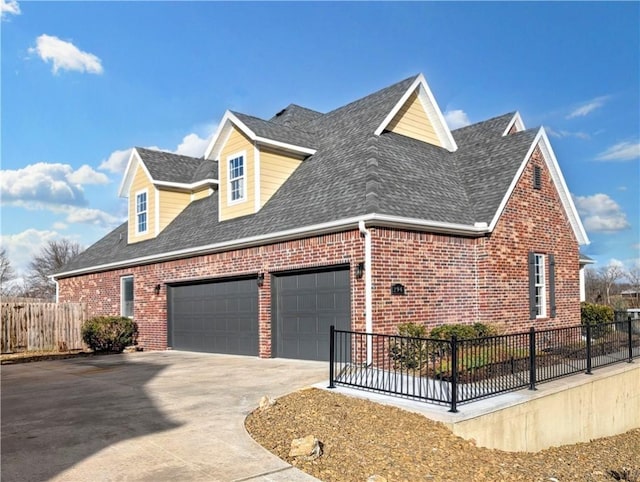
[231, 110, 318, 137]
[364, 136, 380, 213]
[306, 74, 419, 128]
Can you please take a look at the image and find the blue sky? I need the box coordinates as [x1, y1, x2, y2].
[1, 1, 639, 281]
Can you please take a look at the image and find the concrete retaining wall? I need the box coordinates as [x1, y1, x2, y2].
[447, 362, 640, 452]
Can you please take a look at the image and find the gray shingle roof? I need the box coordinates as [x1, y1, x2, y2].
[58, 76, 539, 276]
[269, 104, 323, 127]
[231, 112, 317, 150]
[136, 147, 218, 183]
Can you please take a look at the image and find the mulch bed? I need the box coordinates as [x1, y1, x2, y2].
[245, 388, 640, 482]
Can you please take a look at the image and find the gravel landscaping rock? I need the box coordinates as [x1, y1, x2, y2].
[245, 388, 640, 482]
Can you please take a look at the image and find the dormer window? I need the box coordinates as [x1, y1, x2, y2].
[136, 190, 148, 234]
[228, 153, 245, 203]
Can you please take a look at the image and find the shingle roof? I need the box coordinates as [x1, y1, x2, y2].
[136, 147, 218, 183]
[231, 111, 317, 149]
[57, 76, 541, 276]
[269, 104, 323, 127]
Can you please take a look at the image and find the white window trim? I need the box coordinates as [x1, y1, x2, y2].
[135, 188, 149, 235]
[227, 151, 247, 206]
[121, 275, 134, 318]
[534, 253, 547, 318]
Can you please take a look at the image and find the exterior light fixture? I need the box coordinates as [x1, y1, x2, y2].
[356, 262, 365, 279]
[154, 284, 161, 295]
[257, 273, 265, 287]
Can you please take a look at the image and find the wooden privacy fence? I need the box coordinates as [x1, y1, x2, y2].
[1, 302, 88, 353]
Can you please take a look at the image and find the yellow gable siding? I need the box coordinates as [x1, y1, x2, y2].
[259, 147, 302, 208]
[192, 186, 213, 201]
[158, 189, 190, 231]
[128, 165, 156, 243]
[386, 90, 442, 146]
[219, 127, 255, 221]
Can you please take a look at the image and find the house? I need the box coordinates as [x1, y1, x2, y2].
[54, 74, 589, 361]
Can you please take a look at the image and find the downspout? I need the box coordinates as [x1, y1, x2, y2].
[358, 220, 373, 365]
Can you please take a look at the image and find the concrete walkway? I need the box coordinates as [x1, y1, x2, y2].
[1, 351, 326, 481]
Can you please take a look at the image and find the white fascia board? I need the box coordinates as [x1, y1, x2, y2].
[205, 110, 315, 161]
[153, 178, 219, 190]
[53, 214, 490, 279]
[502, 112, 526, 136]
[204, 111, 237, 160]
[254, 137, 316, 156]
[537, 127, 589, 245]
[373, 73, 458, 152]
[363, 213, 490, 236]
[488, 128, 590, 246]
[118, 149, 146, 198]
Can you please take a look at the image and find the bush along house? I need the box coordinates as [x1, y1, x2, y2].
[53, 74, 589, 361]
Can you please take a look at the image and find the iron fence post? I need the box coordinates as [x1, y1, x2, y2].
[528, 327, 537, 390]
[449, 335, 458, 413]
[585, 322, 592, 375]
[628, 316, 634, 363]
[328, 325, 335, 388]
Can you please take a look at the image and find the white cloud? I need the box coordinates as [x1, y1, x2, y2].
[1, 0, 20, 20]
[1, 162, 108, 207]
[574, 193, 630, 232]
[595, 141, 640, 161]
[53, 222, 68, 230]
[545, 127, 590, 140]
[64, 207, 120, 227]
[1, 229, 61, 277]
[66, 164, 109, 185]
[175, 133, 210, 158]
[566, 95, 609, 119]
[28, 34, 103, 75]
[99, 148, 132, 174]
[444, 109, 471, 129]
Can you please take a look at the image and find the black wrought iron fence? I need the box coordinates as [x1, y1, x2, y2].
[329, 316, 640, 412]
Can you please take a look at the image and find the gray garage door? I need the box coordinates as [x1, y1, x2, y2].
[168, 278, 258, 355]
[272, 267, 350, 361]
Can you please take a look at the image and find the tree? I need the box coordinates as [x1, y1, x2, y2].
[626, 266, 640, 308]
[598, 263, 625, 306]
[583, 266, 603, 304]
[24, 240, 82, 300]
[0, 248, 17, 295]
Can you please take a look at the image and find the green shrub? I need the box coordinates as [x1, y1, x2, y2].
[581, 302, 614, 339]
[82, 316, 138, 352]
[388, 323, 428, 370]
[429, 322, 497, 341]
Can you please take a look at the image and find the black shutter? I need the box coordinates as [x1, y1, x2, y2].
[549, 254, 556, 318]
[528, 252, 537, 320]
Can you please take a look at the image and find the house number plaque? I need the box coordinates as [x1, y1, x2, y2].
[391, 283, 406, 295]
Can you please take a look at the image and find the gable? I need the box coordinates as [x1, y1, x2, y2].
[218, 126, 256, 222]
[127, 164, 156, 243]
[488, 128, 589, 246]
[374, 74, 457, 152]
[385, 90, 442, 147]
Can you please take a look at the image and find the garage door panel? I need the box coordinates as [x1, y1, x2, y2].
[168, 278, 258, 355]
[274, 267, 350, 361]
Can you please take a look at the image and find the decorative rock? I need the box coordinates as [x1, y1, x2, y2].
[289, 434, 322, 461]
[258, 395, 276, 411]
[367, 476, 388, 482]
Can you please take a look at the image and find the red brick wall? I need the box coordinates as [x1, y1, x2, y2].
[58, 231, 365, 354]
[366, 145, 580, 336]
[58, 145, 581, 354]
[479, 146, 580, 332]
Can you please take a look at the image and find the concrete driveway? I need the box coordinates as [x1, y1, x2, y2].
[1, 351, 327, 481]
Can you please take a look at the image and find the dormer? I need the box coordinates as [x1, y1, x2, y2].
[204, 111, 316, 222]
[375, 74, 458, 152]
[118, 148, 218, 244]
